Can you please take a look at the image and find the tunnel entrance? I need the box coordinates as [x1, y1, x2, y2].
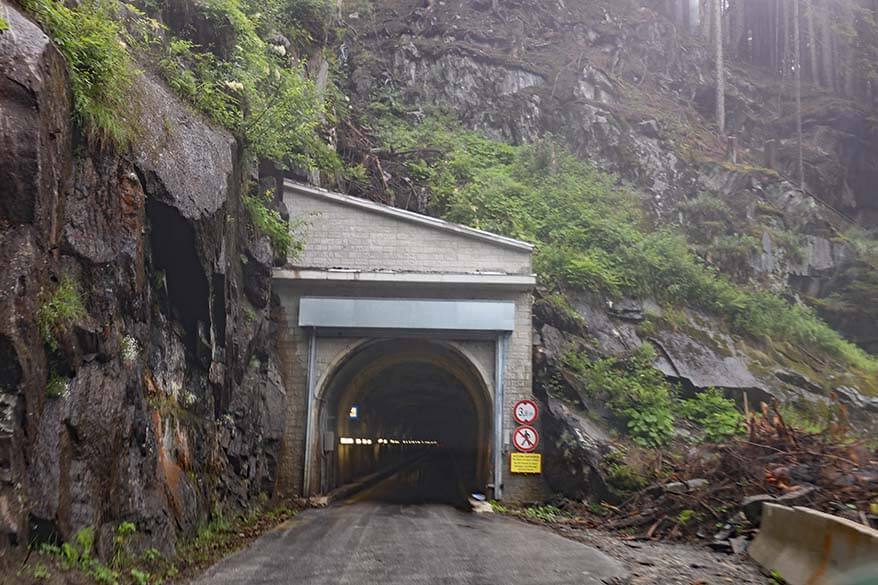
[317, 339, 492, 505]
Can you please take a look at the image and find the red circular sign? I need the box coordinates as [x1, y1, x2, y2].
[513, 399, 539, 425]
[512, 425, 539, 453]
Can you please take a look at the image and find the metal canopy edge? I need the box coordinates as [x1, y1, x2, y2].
[273, 268, 536, 289]
[298, 297, 516, 332]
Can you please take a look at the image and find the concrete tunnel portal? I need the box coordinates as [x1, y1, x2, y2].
[317, 339, 492, 503]
[272, 182, 544, 503]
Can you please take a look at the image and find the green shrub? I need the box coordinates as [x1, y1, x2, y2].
[21, 0, 136, 143]
[45, 372, 68, 399]
[243, 193, 303, 260]
[679, 193, 732, 243]
[0, 16, 9, 31]
[708, 234, 759, 280]
[680, 389, 744, 442]
[37, 277, 86, 351]
[566, 345, 676, 447]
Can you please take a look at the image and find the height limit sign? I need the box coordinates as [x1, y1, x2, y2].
[513, 399, 538, 425]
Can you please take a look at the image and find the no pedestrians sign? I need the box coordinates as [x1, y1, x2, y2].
[512, 425, 539, 453]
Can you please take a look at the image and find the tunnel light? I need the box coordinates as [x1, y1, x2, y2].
[339, 437, 354, 445]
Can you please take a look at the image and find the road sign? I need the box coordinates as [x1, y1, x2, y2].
[512, 425, 539, 453]
[510, 452, 542, 474]
[512, 399, 539, 425]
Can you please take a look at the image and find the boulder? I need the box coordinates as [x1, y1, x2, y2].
[132, 73, 234, 221]
[539, 396, 613, 501]
[835, 386, 878, 413]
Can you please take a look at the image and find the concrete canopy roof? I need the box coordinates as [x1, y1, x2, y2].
[282, 180, 534, 253]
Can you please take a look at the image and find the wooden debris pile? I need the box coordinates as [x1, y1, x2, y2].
[564, 403, 878, 545]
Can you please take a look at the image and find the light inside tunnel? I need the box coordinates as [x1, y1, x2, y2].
[317, 339, 492, 505]
[339, 437, 440, 446]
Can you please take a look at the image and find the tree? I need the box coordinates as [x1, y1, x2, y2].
[715, 0, 725, 135]
[805, 0, 820, 84]
[794, 0, 805, 187]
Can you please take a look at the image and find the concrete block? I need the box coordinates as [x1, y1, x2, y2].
[749, 504, 878, 585]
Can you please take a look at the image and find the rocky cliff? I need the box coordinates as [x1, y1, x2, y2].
[0, 1, 286, 554]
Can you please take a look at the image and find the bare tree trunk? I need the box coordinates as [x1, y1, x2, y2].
[783, 0, 791, 77]
[715, 0, 726, 135]
[731, 0, 747, 57]
[773, 0, 780, 71]
[805, 0, 820, 84]
[794, 0, 804, 187]
[819, 1, 836, 91]
[842, 3, 856, 97]
[702, 0, 713, 38]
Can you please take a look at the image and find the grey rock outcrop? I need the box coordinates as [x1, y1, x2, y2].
[0, 2, 285, 554]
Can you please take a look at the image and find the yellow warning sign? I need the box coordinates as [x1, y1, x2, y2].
[510, 452, 542, 474]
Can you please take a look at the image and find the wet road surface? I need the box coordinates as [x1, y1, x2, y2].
[192, 457, 626, 585]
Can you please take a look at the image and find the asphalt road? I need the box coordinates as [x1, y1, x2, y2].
[192, 460, 626, 585]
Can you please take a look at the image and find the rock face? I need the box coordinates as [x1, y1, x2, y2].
[0, 2, 285, 553]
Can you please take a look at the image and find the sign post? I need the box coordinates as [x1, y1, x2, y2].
[511, 399, 542, 474]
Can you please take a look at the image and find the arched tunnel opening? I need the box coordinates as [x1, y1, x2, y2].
[317, 339, 492, 506]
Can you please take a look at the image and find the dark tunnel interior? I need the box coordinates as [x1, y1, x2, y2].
[318, 339, 491, 506]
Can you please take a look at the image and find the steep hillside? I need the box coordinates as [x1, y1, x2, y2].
[335, 0, 878, 506]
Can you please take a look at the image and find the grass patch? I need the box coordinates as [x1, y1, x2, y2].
[21, 0, 137, 144]
[146, 503, 299, 582]
[31, 504, 298, 584]
[40, 525, 128, 584]
[522, 504, 567, 523]
[37, 276, 86, 351]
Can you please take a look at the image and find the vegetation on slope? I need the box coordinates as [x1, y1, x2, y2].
[365, 110, 877, 374]
[20, 0, 339, 169]
[21, 0, 137, 144]
[152, 0, 339, 169]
